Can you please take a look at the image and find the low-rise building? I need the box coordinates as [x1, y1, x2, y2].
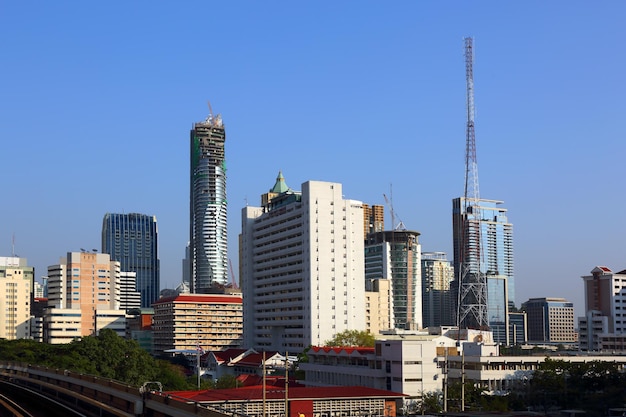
[300, 334, 457, 406]
[165, 385, 406, 417]
[152, 293, 243, 356]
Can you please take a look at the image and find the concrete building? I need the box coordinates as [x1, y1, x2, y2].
[365, 230, 422, 330]
[119, 271, 141, 311]
[521, 297, 576, 345]
[0, 257, 34, 340]
[102, 212, 160, 308]
[365, 278, 391, 334]
[421, 252, 454, 328]
[445, 343, 626, 395]
[300, 335, 457, 408]
[578, 266, 626, 351]
[126, 308, 154, 354]
[452, 198, 515, 343]
[44, 251, 125, 343]
[165, 386, 405, 417]
[241, 173, 366, 351]
[363, 203, 385, 238]
[189, 110, 228, 293]
[152, 293, 243, 356]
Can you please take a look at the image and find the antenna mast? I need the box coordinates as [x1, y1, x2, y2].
[457, 37, 489, 331]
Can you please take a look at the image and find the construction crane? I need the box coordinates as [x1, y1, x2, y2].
[228, 259, 239, 289]
[383, 186, 406, 231]
[456, 37, 489, 331]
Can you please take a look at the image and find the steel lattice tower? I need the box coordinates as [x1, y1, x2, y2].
[456, 37, 489, 330]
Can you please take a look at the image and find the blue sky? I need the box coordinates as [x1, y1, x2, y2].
[2, 2, 625, 319]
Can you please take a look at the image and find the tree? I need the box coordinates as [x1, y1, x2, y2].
[323, 330, 375, 347]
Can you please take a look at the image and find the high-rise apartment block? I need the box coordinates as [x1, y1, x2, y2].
[452, 197, 514, 343]
[365, 230, 422, 330]
[579, 266, 626, 351]
[241, 173, 366, 351]
[189, 111, 228, 293]
[421, 252, 454, 328]
[152, 293, 242, 355]
[521, 297, 576, 344]
[0, 257, 33, 340]
[102, 213, 160, 308]
[44, 252, 125, 343]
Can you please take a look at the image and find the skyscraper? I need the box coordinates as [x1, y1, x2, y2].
[452, 197, 515, 341]
[0, 257, 33, 340]
[365, 230, 422, 330]
[421, 252, 454, 328]
[241, 173, 366, 351]
[190, 110, 228, 293]
[102, 213, 160, 308]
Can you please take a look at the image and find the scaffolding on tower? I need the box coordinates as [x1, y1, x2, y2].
[456, 37, 489, 331]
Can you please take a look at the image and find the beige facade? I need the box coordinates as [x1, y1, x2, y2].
[152, 294, 243, 355]
[0, 257, 33, 340]
[45, 252, 123, 343]
[365, 278, 391, 334]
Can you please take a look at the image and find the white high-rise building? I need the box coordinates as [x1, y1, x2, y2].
[241, 173, 366, 351]
[0, 257, 33, 340]
[579, 266, 626, 351]
[189, 110, 228, 293]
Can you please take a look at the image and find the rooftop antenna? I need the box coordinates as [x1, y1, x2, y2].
[457, 37, 489, 331]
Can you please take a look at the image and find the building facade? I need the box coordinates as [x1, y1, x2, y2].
[452, 197, 514, 342]
[522, 297, 576, 344]
[119, 271, 141, 311]
[189, 111, 228, 293]
[102, 212, 160, 308]
[578, 266, 626, 351]
[362, 203, 385, 238]
[421, 252, 454, 328]
[152, 293, 242, 356]
[241, 173, 366, 351]
[365, 231, 422, 330]
[0, 257, 33, 340]
[365, 278, 391, 334]
[44, 252, 124, 343]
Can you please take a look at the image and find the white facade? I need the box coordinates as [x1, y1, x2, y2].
[120, 271, 141, 311]
[301, 335, 454, 403]
[0, 257, 33, 340]
[242, 177, 366, 351]
[579, 267, 626, 351]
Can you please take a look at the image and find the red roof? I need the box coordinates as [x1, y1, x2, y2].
[153, 294, 243, 305]
[310, 346, 375, 355]
[212, 348, 248, 363]
[165, 385, 406, 403]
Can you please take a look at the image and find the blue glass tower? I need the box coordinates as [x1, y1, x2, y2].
[452, 197, 515, 341]
[102, 213, 160, 308]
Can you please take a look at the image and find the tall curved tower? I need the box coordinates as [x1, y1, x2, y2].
[190, 109, 228, 293]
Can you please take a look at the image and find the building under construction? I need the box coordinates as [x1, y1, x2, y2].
[189, 108, 228, 293]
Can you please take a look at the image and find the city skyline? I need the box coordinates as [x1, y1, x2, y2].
[2, 2, 626, 320]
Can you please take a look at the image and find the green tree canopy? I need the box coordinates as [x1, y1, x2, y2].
[323, 330, 375, 347]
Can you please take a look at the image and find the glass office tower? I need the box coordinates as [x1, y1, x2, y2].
[452, 197, 514, 342]
[102, 213, 160, 308]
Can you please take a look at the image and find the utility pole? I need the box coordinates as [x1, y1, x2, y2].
[284, 352, 289, 417]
